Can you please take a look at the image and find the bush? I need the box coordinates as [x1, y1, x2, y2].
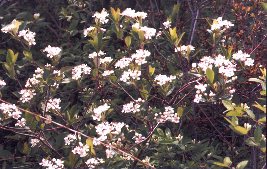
[0, 0, 266, 168]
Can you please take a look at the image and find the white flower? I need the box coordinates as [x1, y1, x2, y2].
[42, 98, 61, 112]
[232, 50, 254, 66]
[131, 49, 151, 65]
[207, 17, 234, 33]
[72, 142, 89, 157]
[154, 74, 176, 86]
[122, 98, 144, 113]
[39, 158, 64, 169]
[175, 45, 195, 54]
[83, 26, 96, 37]
[121, 8, 136, 18]
[85, 158, 104, 168]
[93, 103, 110, 121]
[120, 69, 141, 83]
[106, 147, 116, 158]
[100, 57, 113, 64]
[244, 58, 254, 66]
[135, 12, 147, 19]
[88, 50, 105, 59]
[163, 20, 171, 29]
[244, 123, 252, 131]
[18, 29, 36, 46]
[33, 13, 40, 19]
[72, 64, 91, 80]
[102, 70, 114, 76]
[195, 83, 207, 92]
[133, 132, 146, 144]
[43, 45, 61, 59]
[0, 79, 6, 87]
[19, 89, 36, 103]
[30, 138, 40, 147]
[15, 118, 26, 127]
[115, 57, 132, 69]
[140, 26, 156, 39]
[93, 8, 109, 24]
[64, 134, 80, 145]
[154, 106, 180, 123]
[176, 134, 183, 142]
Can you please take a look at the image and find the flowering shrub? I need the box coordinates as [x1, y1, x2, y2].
[0, 0, 266, 168]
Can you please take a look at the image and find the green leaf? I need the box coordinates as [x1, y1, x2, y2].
[3, 62, 15, 79]
[124, 36, 131, 48]
[86, 138, 96, 156]
[253, 102, 266, 113]
[254, 127, 262, 143]
[175, 32, 185, 46]
[7, 49, 18, 65]
[206, 68, 214, 84]
[230, 125, 248, 135]
[170, 4, 180, 21]
[140, 87, 149, 100]
[236, 160, 248, 169]
[223, 157, 232, 166]
[261, 2, 267, 11]
[245, 137, 258, 146]
[22, 142, 30, 155]
[169, 27, 178, 42]
[258, 116, 266, 124]
[23, 50, 32, 61]
[246, 109, 255, 120]
[148, 65, 155, 76]
[177, 107, 184, 117]
[222, 100, 234, 110]
[226, 110, 244, 117]
[212, 162, 228, 167]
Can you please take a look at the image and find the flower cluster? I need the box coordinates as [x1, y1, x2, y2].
[132, 23, 156, 40]
[121, 8, 147, 19]
[122, 98, 144, 113]
[72, 142, 89, 157]
[131, 49, 151, 65]
[85, 158, 104, 168]
[43, 45, 61, 59]
[154, 106, 180, 123]
[94, 122, 126, 145]
[19, 67, 44, 103]
[41, 98, 61, 112]
[39, 158, 64, 169]
[88, 50, 105, 59]
[175, 45, 195, 55]
[120, 69, 141, 83]
[92, 103, 110, 121]
[133, 132, 146, 144]
[154, 74, 176, 86]
[0, 103, 26, 127]
[195, 55, 236, 78]
[30, 138, 40, 147]
[64, 134, 80, 145]
[232, 50, 254, 66]
[71, 64, 91, 80]
[93, 8, 109, 24]
[207, 17, 234, 33]
[102, 70, 114, 76]
[163, 20, 171, 29]
[18, 29, 36, 46]
[115, 57, 132, 69]
[0, 80, 6, 87]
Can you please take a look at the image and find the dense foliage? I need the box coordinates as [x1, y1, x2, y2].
[0, 0, 266, 168]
